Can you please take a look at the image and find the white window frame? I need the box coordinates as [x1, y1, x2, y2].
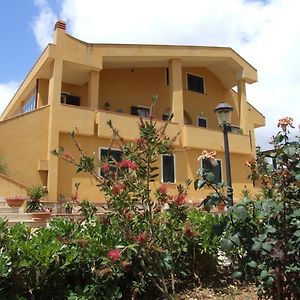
[201, 158, 222, 184]
[230, 125, 241, 134]
[186, 72, 205, 94]
[161, 154, 176, 184]
[197, 116, 208, 128]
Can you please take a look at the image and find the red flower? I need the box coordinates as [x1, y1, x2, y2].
[112, 182, 124, 195]
[107, 249, 120, 262]
[120, 159, 137, 170]
[125, 210, 134, 220]
[175, 194, 186, 205]
[101, 163, 110, 173]
[158, 184, 168, 195]
[136, 232, 147, 244]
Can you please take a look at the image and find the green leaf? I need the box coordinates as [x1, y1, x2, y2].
[252, 241, 262, 252]
[230, 234, 241, 247]
[247, 260, 257, 268]
[295, 173, 300, 181]
[194, 179, 206, 190]
[266, 276, 274, 286]
[260, 270, 269, 279]
[293, 230, 300, 237]
[231, 271, 243, 279]
[204, 172, 215, 184]
[220, 238, 234, 251]
[235, 206, 248, 220]
[283, 144, 296, 157]
[262, 242, 272, 252]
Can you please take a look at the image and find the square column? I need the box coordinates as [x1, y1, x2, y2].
[47, 58, 63, 201]
[168, 59, 184, 125]
[237, 79, 249, 134]
[88, 71, 100, 109]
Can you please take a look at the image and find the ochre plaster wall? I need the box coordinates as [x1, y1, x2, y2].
[57, 132, 254, 203]
[0, 106, 49, 187]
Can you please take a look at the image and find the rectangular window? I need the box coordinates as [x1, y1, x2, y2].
[99, 148, 123, 176]
[165, 67, 169, 85]
[22, 90, 37, 113]
[229, 126, 241, 134]
[187, 73, 204, 94]
[131, 106, 150, 117]
[197, 117, 208, 128]
[202, 158, 222, 184]
[61, 93, 80, 106]
[162, 154, 175, 183]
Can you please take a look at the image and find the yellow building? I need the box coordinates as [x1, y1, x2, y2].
[0, 21, 264, 203]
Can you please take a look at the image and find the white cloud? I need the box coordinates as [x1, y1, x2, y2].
[31, 0, 300, 149]
[32, 0, 58, 50]
[0, 81, 19, 115]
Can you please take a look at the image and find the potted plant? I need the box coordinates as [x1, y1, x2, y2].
[64, 200, 74, 214]
[5, 194, 27, 208]
[26, 186, 51, 221]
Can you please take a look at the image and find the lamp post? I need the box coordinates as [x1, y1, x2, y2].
[214, 102, 234, 206]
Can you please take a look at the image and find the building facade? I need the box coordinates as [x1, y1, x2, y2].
[0, 21, 265, 203]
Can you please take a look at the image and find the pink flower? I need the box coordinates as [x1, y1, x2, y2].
[120, 159, 137, 170]
[277, 117, 294, 131]
[136, 232, 147, 244]
[101, 163, 110, 173]
[174, 194, 186, 205]
[112, 182, 125, 195]
[62, 151, 73, 161]
[158, 184, 168, 195]
[107, 249, 120, 262]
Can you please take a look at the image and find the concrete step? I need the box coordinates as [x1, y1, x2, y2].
[0, 213, 33, 221]
[7, 220, 47, 228]
[0, 200, 7, 207]
[0, 207, 21, 213]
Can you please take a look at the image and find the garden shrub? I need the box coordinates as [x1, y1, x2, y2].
[0, 98, 225, 299]
[220, 118, 300, 299]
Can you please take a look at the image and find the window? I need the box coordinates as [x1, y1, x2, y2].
[131, 106, 150, 117]
[161, 154, 175, 183]
[229, 126, 241, 134]
[201, 158, 222, 184]
[61, 93, 80, 106]
[99, 148, 123, 176]
[187, 73, 204, 94]
[165, 68, 169, 85]
[22, 91, 36, 113]
[197, 117, 208, 128]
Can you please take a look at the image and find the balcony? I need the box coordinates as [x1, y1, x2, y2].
[181, 125, 252, 155]
[96, 110, 180, 146]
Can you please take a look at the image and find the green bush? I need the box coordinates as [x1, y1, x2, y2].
[221, 117, 300, 299]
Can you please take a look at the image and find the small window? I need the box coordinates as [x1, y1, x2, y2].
[61, 93, 80, 106]
[229, 126, 241, 134]
[162, 154, 175, 183]
[197, 117, 207, 128]
[187, 73, 204, 94]
[131, 106, 150, 117]
[202, 158, 222, 184]
[22, 91, 36, 113]
[165, 68, 169, 85]
[99, 148, 123, 176]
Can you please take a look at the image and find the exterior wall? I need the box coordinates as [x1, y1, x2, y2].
[99, 67, 240, 129]
[0, 174, 27, 197]
[0, 106, 49, 187]
[37, 79, 49, 107]
[57, 131, 254, 203]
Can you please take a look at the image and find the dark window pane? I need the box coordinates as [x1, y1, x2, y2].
[198, 117, 207, 128]
[66, 95, 80, 106]
[202, 158, 222, 184]
[162, 155, 175, 183]
[187, 73, 204, 94]
[131, 106, 150, 117]
[166, 68, 169, 85]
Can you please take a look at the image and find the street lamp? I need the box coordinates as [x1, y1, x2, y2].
[214, 102, 233, 206]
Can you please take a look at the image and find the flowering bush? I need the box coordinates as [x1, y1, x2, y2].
[221, 117, 300, 299]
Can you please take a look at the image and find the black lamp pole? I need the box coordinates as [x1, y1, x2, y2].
[222, 124, 233, 206]
[214, 102, 234, 206]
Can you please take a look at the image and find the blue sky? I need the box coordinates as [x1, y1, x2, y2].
[0, 0, 299, 149]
